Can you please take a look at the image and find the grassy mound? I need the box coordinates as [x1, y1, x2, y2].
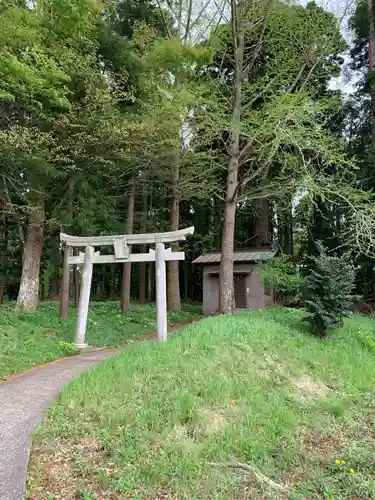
[0, 301, 200, 379]
[28, 308, 375, 499]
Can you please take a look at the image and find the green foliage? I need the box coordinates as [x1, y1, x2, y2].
[0, 0, 126, 240]
[261, 255, 304, 303]
[29, 308, 375, 498]
[304, 245, 357, 337]
[0, 5, 71, 110]
[147, 36, 211, 76]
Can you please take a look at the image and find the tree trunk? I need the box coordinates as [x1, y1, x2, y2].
[49, 278, 60, 299]
[65, 174, 79, 306]
[368, 0, 375, 143]
[42, 266, 50, 300]
[59, 245, 70, 319]
[0, 276, 4, 305]
[255, 198, 270, 247]
[139, 180, 148, 304]
[184, 261, 189, 299]
[0, 202, 6, 305]
[100, 268, 108, 300]
[283, 210, 293, 256]
[109, 265, 116, 298]
[139, 261, 147, 304]
[220, 164, 238, 313]
[120, 178, 135, 313]
[167, 168, 181, 311]
[16, 196, 45, 312]
[147, 187, 154, 303]
[73, 248, 80, 307]
[73, 268, 79, 306]
[147, 263, 153, 302]
[219, 5, 244, 314]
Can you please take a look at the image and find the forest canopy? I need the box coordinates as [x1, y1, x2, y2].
[1, 0, 375, 313]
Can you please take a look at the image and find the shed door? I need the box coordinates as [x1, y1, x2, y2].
[234, 274, 247, 309]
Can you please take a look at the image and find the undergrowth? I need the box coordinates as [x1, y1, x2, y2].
[0, 301, 200, 379]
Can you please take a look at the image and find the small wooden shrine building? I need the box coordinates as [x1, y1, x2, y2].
[192, 249, 276, 315]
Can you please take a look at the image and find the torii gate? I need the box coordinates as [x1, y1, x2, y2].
[60, 227, 194, 348]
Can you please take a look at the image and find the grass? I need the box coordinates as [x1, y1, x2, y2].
[0, 301, 201, 379]
[28, 308, 375, 499]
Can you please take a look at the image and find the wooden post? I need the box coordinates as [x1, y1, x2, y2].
[155, 242, 167, 341]
[75, 245, 94, 348]
[59, 244, 71, 320]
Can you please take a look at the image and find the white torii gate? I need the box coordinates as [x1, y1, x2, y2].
[60, 227, 194, 348]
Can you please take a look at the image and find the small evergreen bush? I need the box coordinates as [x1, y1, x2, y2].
[304, 245, 356, 337]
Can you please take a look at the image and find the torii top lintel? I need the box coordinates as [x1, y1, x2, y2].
[60, 226, 195, 247]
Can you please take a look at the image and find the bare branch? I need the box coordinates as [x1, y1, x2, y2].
[243, 76, 278, 110]
[155, 0, 173, 39]
[243, 0, 275, 78]
[298, 58, 321, 92]
[288, 63, 307, 93]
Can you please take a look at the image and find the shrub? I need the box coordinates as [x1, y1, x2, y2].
[357, 331, 375, 354]
[57, 341, 78, 356]
[304, 246, 356, 337]
[262, 255, 304, 304]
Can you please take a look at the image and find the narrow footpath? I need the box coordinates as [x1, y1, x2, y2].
[0, 350, 118, 500]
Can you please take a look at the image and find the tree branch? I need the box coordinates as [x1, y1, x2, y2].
[243, 76, 278, 110]
[155, 0, 173, 39]
[183, 0, 194, 43]
[243, 0, 275, 78]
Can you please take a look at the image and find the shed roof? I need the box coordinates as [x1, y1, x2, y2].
[192, 249, 277, 264]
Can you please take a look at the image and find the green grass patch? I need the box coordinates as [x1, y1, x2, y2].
[28, 308, 375, 499]
[0, 301, 200, 379]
